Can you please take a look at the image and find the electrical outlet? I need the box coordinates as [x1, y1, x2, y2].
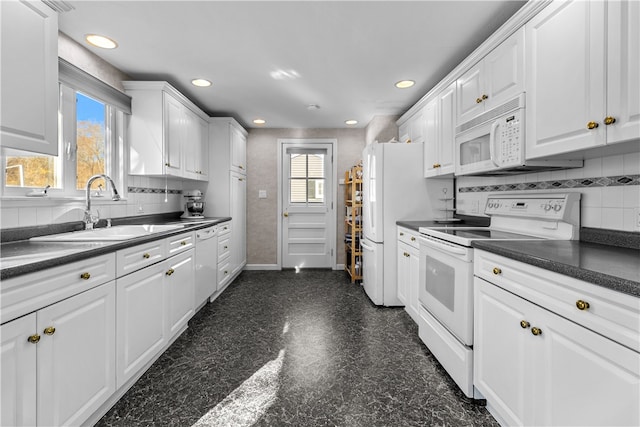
[137, 204, 144, 213]
[259, 190, 267, 199]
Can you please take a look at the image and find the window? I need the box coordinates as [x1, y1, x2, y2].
[289, 153, 325, 204]
[1, 59, 130, 197]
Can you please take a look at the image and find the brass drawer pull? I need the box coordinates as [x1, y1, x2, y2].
[410, 237, 416, 241]
[143, 253, 151, 259]
[80, 272, 91, 280]
[399, 232, 404, 236]
[27, 334, 41, 344]
[224, 270, 229, 275]
[576, 300, 590, 311]
[603, 116, 616, 125]
[43, 326, 56, 336]
[476, 97, 483, 104]
[224, 245, 228, 250]
[482, 94, 488, 100]
[239, 165, 244, 169]
[492, 267, 502, 275]
[520, 320, 530, 329]
[180, 241, 187, 246]
[166, 268, 175, 276]
[587, 121, 599, 130]
[531, 327, 542, 336]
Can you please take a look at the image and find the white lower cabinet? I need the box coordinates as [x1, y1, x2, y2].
[166, 250, 195, 336]
[474, 251, 640, 427]
[116, 262, 167, 388]
[1, 314, 37, 427]
[217, 221, 233, 291]
[396, 227, 420, 323]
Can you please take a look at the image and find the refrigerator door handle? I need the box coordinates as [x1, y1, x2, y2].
[360, 241, 375, 251]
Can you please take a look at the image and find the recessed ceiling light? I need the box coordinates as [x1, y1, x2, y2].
[85, 34, 118, 49]
[306, 104, 320, 110]
[395, 80, 415, 89]
[253, 118, 266, 125]
[191, 79, 212, 87]
[345, 120, 358, 125]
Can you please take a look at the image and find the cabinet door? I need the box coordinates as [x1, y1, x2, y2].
[182, 108, 199, 179]
[408, 245, 420, 324]
[163, 92, 184, 175]
[0, 1, 58, 155]
[1, 314, 37, 427]
[423, 99, 439, 177]
[437, 82, 456, 175]
[166, 250, 195, 337]
[531, 301, 640, 427]
[483, 27, 524, 111]
[116, 262, 167, 388]
[396, 241, 410, 305]
[606, 0, 640, 145]
[474, 278, 530, 426]
[230, 172, 246, 274]
[525, 0, 606, 159]
[37, 282, 116, 427]
[409, 109, 426, 144]
[197, 115, 209, 179]
[456, 63, 484, 124]
[230, 124, 247, 173]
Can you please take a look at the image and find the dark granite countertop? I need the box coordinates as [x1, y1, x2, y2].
[472, 240, 640, 298]
[0, 216, 231, 281]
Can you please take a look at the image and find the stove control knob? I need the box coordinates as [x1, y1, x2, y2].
[553, 204, 562, 212]
[544, 204, 552, 211]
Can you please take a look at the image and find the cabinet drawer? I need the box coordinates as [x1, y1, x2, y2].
[218, 235, 231, 262]
[116, 239, 166, 277]
[475, 250, 640, 352]
[1, 254, 116, 324]
[397, 226, 419, 249]
[167, 231, 195, 257]
[218, 221, 231, 237]
[217, 259, 231, 288]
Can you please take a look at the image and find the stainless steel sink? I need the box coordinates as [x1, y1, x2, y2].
[30, 224, 185, 242]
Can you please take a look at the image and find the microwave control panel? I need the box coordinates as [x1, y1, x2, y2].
[498, 111, 523, 165]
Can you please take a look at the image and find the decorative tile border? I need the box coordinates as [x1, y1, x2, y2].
[128, 186, 182, 194]
[459, 175, 640, 193]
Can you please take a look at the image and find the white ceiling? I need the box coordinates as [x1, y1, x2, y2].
[59, 1, 526, 129]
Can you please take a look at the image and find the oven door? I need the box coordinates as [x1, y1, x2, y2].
[418, 235, 474, 345]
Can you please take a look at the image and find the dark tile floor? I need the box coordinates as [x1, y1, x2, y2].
[97, 270, 498, 427]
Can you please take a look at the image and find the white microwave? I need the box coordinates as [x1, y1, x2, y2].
[455, 94, 582, 176]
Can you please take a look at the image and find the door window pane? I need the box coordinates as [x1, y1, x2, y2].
[289, 153, 325, 204]
[76, 92, 106, 190]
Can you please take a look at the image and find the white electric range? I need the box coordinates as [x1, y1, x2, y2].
[415, 193, 581, 399]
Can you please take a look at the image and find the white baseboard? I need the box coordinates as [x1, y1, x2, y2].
[244, 264, 281, 270]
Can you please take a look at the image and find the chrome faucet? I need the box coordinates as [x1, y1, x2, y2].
[84, 174, 121, 229]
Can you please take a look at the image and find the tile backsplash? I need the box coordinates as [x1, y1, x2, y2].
[0, 176, 196, 229]
[456, 152, 640, 232]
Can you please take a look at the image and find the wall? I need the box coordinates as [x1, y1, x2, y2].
[0, 33, 187, 230]
[456, 151, 640, 232]
[246, 128, 365, 267]
[364, 115, 399, 145]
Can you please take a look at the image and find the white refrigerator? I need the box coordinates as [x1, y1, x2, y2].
[360, 141, 451, 306]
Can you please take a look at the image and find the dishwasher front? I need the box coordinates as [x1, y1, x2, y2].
[195, 225, 218, 307]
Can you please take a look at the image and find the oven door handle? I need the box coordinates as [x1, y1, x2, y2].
[418, 236, 467, 256]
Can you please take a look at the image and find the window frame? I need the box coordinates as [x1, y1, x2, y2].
[1, 59, 130, 199]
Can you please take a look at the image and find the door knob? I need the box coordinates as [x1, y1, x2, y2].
[283, 212, 289, 217]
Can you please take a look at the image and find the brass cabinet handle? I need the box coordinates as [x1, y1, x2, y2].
[492, 267, 502, 275]
[43, 326, 56, 336]
[587, 121, 599, 130]
[224, 245, 228, 250]
[403, 252, 410, 257]
[399, 232, 404, 236]
[433, 163, 441, 168]
[604, 116, 616, 125]
[476, 97, 483, 104]
[166, 268, 175, 276]
[239, 165, 244, 169]
[180, 241, 187, 246]
[143, 253, 151, 259]
[531, 327, 543, 336]
[239, 178, 244, 182]
[410, 237, 416, 241]
[406, 138, 412, 143]
[224, 226, 228, 230]
[520, 320, 530, 329]
[27, 334, 41, 344]
[576, 300, 590, 311]
[165, 162, 171, 167]
[283, 212, 289, 217]
[224, 270, 229, 275]
[80, 272, 91, 280]
[482, 94, 488, 100]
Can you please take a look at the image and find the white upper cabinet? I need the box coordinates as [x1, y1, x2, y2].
[124, 81, 209, 181]
[230, 124, 247, 174]
[398, 109, 426, 144]
[457, 28, 524, 125]
[0, 0, 58, 156]
[424, 81, 456, 178]
[525, 0, 639, 159]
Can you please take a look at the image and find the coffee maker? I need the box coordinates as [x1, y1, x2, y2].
[181, 190, 205, 219]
